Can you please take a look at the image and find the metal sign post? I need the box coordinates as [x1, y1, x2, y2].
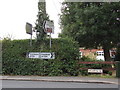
[44, 20, 54, 51]
[50, 33, 52, 51]
[30, 34, 32, 46]
[25, 21, 55, 60]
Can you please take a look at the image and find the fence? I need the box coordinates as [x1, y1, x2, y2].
[78, 61, 116, 76]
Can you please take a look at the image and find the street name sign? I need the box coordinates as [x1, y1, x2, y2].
[27, 52, 55, 59]
[88, 69, 103, 73]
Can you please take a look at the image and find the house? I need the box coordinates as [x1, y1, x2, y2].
[79, 48, 116, 61]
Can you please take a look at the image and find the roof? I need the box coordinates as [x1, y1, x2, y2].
[79, 49, 103, 53]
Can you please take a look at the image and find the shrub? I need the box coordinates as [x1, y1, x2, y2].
[115, 45, 120, 61]
[2, 37, 80, 76]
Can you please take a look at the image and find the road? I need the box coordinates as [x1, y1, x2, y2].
[2, 80, 118, 88]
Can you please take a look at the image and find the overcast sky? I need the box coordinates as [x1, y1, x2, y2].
[0, 0, 62, 40]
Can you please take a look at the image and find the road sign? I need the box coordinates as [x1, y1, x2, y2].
[28, 52, 40, 59]
[44, 21, 54, 34]
[40, 52, 55, 59]
[27, 52, 55, 59]
[26, 22, 32, 35]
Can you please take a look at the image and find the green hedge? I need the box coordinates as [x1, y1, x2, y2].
[2, 38, 80, 76]
[2, 38, 115, 76]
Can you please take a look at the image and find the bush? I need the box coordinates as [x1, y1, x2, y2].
[115, 45, 120, 61]
[2, 37, 80, 76]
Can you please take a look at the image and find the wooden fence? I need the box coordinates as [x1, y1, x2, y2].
[78, 61, 116, 75]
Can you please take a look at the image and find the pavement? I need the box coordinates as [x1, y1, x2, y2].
[0, 76, 119, 85]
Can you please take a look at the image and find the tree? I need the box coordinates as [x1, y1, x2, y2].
[35, 1, 49, 43]
[115, 44, 120, 61]
[60, 2, 120, 61]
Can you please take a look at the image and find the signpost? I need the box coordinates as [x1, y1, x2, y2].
[27, 52, 55, 59]
[25, 21, 55, 60]
[44, 20, 54, 50]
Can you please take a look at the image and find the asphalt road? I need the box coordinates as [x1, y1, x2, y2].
[2, 80, 118, 88]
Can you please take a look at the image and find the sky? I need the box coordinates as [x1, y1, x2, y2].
[0, 0, 62, 40]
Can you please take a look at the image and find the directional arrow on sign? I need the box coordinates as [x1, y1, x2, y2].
[50, 52, 55, 59]
[51, 53, 53, 58]
[40, 52, 55, 59]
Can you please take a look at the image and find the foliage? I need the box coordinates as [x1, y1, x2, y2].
[60, 2, 120, 61]
[35, 1, 49, 43]
[2, 38, 80, 76]
[50, 38, 79, 60]
[115, 45, 120, 61]
[2, 38, 115, 76]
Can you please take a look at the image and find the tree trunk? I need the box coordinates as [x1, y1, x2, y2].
[103, 46, 111, 61]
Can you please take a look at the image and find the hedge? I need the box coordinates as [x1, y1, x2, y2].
[2, 38, 115, 76]
[2, 38, 80, 76]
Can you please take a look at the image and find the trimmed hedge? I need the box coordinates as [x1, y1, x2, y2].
[2, 38, 115, 76]
[2, 38, 80, 76]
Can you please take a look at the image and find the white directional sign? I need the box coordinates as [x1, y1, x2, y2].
[28, 52, 40, 59]
[40, 52, 55, 59]
[88, 69, 103, 73]
[27, 52, 55, 59]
